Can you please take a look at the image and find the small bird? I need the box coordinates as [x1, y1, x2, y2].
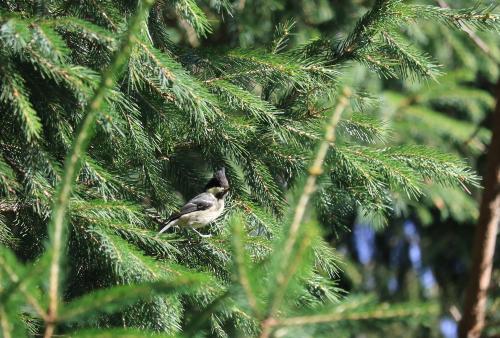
[158, 168, 230, 237]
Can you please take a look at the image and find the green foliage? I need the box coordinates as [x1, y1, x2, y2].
[0, 0, 497, 337]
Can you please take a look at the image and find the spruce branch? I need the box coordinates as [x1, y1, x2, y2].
[231, 214, 259, 316]
[415, 3, 500, 32]
[0, 61, 42, 142]
[66, 328, 175, 338]
[336, 145, 423, 198]
[383, 146, 480, 190]
[436, 2, 490, 53]
[169, 0, 212, 37]
[0, 252, 47, 321]
[44, 17, 116, 48]
[0, 155, 18, 196]
[0, 214, 15, 245]
[59, 279, 205, 322]
[270, 301, 439, 327]
[43, 1, 156, 337]
[338, 112, 388, 144]
[261, 87, 352, 338]
[330, 0, 405, 64]
[29, 22, 70, 63]
[207, 79, 280, 125]
[106, 221, 181, 258]
[271, 19, 296, 54]
[130, 38, 222, 126]
[0, 305, 12, 338]
[380, 32, 442, 80]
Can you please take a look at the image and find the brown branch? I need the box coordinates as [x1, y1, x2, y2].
[178, 17, 200, 48]
[458, 80, 500, 338]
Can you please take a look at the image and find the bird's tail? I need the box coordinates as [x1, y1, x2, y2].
[146, 209, 177, 235]
[158, 220, 175, 235]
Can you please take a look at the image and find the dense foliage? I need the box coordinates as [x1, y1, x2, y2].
[0, 0, 498, 337]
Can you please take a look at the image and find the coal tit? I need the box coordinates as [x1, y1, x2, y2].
[158, 168, 229, 237]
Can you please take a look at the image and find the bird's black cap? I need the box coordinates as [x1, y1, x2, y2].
[205, 167, 229, 190]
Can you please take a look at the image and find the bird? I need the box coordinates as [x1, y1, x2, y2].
[158, 168, 230, 238]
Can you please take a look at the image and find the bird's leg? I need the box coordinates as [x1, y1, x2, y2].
[190, 227, 212, 238]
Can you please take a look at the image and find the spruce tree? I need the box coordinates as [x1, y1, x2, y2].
[0, 0, 498, 337]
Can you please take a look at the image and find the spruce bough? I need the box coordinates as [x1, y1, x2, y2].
[0, 0, 497, 337]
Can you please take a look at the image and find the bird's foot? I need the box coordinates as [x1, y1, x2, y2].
[190, 227, 212, 238]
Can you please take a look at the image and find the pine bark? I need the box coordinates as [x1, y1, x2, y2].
[459, 81, 500, 338]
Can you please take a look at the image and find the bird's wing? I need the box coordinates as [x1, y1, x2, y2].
[167, 193, 216, 221]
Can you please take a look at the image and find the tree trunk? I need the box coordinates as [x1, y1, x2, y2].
[459, 81, 500, 338]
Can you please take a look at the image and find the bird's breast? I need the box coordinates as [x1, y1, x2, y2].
[178, 199, 224, 228]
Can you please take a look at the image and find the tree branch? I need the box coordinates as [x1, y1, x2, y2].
[43, 1, 156, 337]
[436, 0, 500, 64]
[459, 80, 500, 338]
[260, 87, 352, 338]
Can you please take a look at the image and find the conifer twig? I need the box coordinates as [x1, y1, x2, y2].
[284, 87, 350, 258]
[271, 303, 438, 327]
[232, 218, 259, 315]
[261, 87, 352, 338]
[436, 0, 500, 64]
[0, 256, 47, 321]
[436, 0, 500, 151]
[0, 306, 11, 338]
[43, 1, 156, 337]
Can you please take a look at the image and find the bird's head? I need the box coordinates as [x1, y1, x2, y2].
[205, 167, 230, 198]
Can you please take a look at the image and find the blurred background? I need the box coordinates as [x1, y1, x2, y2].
[162, 0, 500, 336]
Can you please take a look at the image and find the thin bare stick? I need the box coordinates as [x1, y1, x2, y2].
[260, 87, 352, 338]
